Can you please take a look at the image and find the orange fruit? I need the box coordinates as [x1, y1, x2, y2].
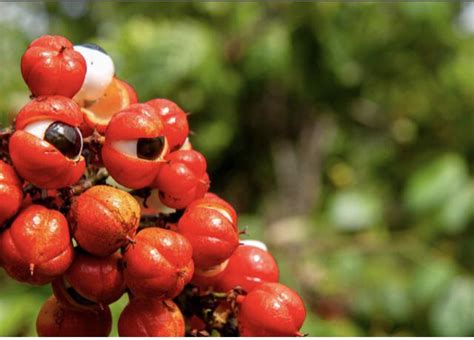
[81, 77, 137, 134]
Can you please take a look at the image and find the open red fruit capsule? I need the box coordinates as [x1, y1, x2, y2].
[36, 295, 112, 336]
[0, 205, 73, 285]
[237, 282, 306, 336]
[102, 103, 169, 189]
[118, 298, 185, 337]
[70, 185, 140, 257]
[0, 161, 23, 227]
[81, 77, 138, 134]
[146, 98, 189, 151]
[123, 227, 194, 299]
[9, 96, 85, 189]
[21, 35, 86, 98]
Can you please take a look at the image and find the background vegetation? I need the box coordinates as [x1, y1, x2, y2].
[0, 2, 473, 336]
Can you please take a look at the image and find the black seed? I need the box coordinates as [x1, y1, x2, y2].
[44, 122, 82, 160]
[137, 136, 165, 160]
[77, 43, 108, 55]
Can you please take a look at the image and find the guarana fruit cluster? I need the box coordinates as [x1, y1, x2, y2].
[0, 35, 306, 337]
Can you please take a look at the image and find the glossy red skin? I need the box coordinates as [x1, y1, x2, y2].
[9, 96, 85, 189]
[21, 35, 86, 98]
[65, 250, 126, 305]
[118, 78, 139, 104]
[118, 298, 185, 337]
[146, 98, 189, 151]
[102, 103, 169, 189]
[0, 161, 23, 227]
[177, 206, 239, 269]
[187, 193, 237, 229]
[36, 295, 112, 336]
[168, 149, 207, 175]
[71, 186, 140, 257]
[15, 95, 84, 129]
[238, 283, 306, 336]
[215, 245, 279, 293]
[0, 205, 74, 285]
[155, 150, 210, 209]
[123, 227, 194, 299]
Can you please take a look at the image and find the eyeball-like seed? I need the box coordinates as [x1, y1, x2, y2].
[44, 122, 83, 160]
[24, 120, 83, 161]
[112, 137, 166, 161]
[74, 45, 115, 102]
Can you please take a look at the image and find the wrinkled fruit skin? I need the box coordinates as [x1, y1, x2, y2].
[146, 98, 189, 151]
[155, 150, 210, 210]
[9, 96, 85, 189]
[178, 204, 239, 270]
[0, 205, 74, 285]
[36, 295, 112, 336]
[21, 35, 86, 98]
[123, 227, 194, 299]
[0, 161, 23, 227]
[238, 283, 306, 336]
[71, 185, 140, 257]
[118, 298, 185, 337]
[102, 103, 169, 189]
[215, 245, 279, 293]
[64, 250, 126, 305]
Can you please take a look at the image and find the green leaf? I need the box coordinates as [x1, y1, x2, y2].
[328, 190, 383, 230]
[404, 153, 468, 214]
[430, 277, 474, 336]
[411, 259, 455, 307]
[438, 184, 474, 233]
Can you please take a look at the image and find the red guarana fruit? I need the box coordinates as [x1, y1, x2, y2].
[0, 161, 23, 227]
[36, 295, 112, 336]
[102, 103, 169, 189]
[123, 227, 194, 299]
[215, 245, 279, 293]
[190, 259, 230, 291]
[9, 96, 85, 189]
[51, 277, 101, 311]
[237, 282, 306, 336]
[21, 35, 86, 98]
[0, 205, 73, 285]
[155, 149, 210, 210]
[64, 249, 126, 305]
[146, 98, 189, 151]
[118, 298, 185, 337]
[177, 204, 239, 270]
[70, 185, 140, 257]
[187, 193, 238, 229]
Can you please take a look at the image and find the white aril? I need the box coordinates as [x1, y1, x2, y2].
[73, 44, 115, 102]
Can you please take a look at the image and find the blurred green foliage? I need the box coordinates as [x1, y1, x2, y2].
[0, 1, 473, 336]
